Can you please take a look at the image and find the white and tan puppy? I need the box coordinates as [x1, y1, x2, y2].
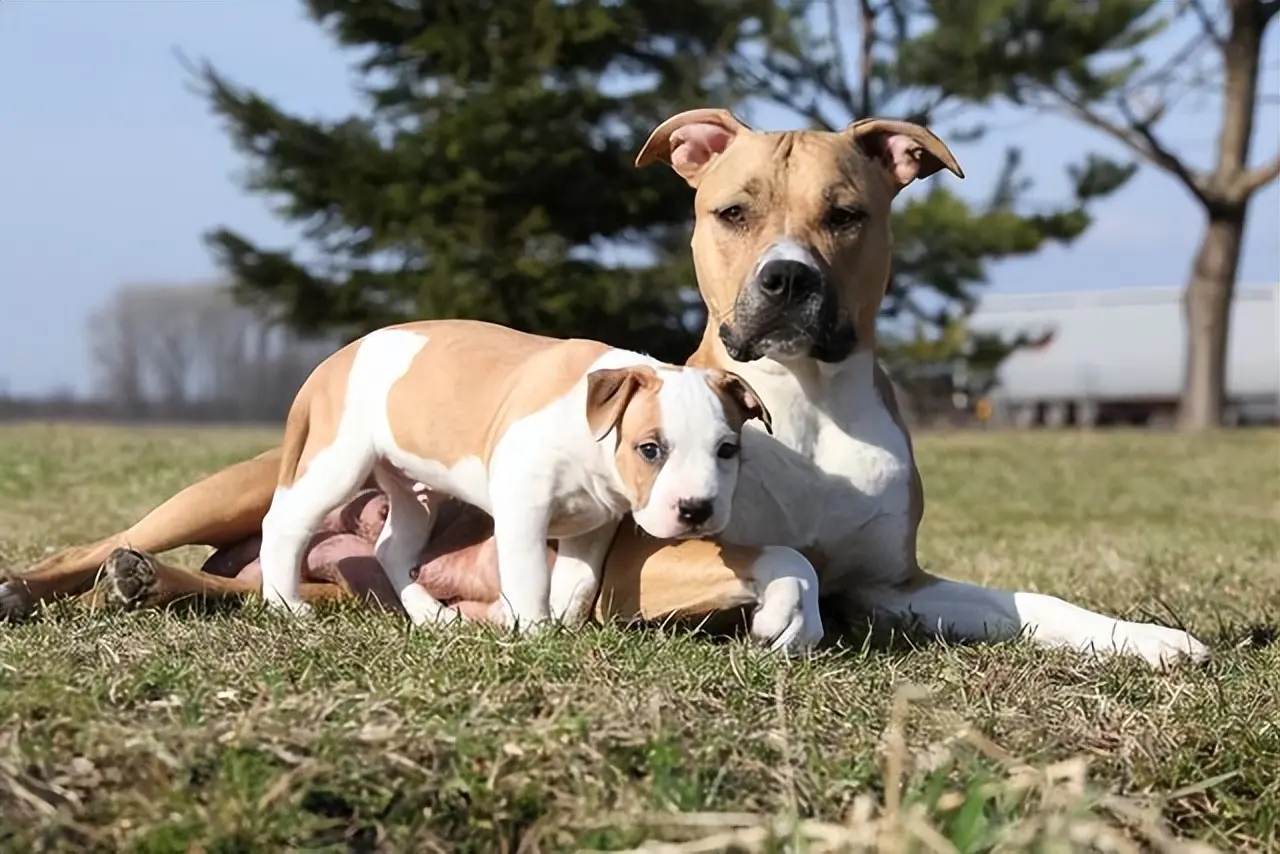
[257, 318, 771, 630]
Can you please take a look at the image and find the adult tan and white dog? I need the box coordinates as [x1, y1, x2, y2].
[257, 318, 771, 630]
[1, 109, 1209, 668]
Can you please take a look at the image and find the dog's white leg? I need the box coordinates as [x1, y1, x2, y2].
[547, 520, 620, 625]
[372, 470, 447, 626]
[747, 546, 825, 653]
[260, 447, 374, 616]
[862, 576, 1210, 668]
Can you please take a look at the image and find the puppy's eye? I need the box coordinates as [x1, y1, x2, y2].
[714, 205, 748, 228]
[636, 442, 664, 463]
[824, 206, 867, 232]
[716, 442, 740, 460]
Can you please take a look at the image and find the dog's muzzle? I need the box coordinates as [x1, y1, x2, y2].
[719, 245, 858, 363]
[756, 259, 823, 303]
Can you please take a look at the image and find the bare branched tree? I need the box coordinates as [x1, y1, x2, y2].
[997, 0, 1280, 430]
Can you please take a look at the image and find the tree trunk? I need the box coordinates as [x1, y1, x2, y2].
[1176, 1, 1272, 432]
[1178, 208, 1247, 431]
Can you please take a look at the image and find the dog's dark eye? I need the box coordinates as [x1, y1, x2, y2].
[825, 206, 867, 232]
[715, 205, 748, 228]
[636, 442, 664, 463]
[716, 442, 740, 460]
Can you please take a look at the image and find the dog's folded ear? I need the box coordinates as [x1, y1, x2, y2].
[585, 367, 655, 442]
[847, 118, 964, 193]
[635, 108, 752, 186]
[708, 370, 773, 435]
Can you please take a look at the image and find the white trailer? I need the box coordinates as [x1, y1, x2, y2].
[967, 283, 1280, 427]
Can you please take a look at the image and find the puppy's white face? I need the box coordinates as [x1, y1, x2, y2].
[585, 366, 772, 541]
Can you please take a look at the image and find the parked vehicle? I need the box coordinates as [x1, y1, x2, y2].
[966, 283, 1280, 427]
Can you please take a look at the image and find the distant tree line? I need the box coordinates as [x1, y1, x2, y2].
[82, 282, 335, 423]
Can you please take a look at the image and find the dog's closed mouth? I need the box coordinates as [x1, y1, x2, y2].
[719, 321, 851, 363]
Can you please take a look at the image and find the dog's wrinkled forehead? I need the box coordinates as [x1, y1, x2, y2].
[697, 130, 886, 221]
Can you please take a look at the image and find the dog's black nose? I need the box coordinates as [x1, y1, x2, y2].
[756, 259, 821, 301]
[677, 498, 714, 527]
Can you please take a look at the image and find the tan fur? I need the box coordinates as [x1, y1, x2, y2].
[585, 366, 661, 441]
[276, 320, 611, 490]
[596, 532, 765, 621]
[705, 370, 772, 434]
[605, 372, 668, 511]
[278, 345, 358, 488]
[846, 118, 965, 185]
[385, 321, 610, 468]
[688, 132, 886, 354]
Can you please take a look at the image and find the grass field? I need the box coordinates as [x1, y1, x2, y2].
[1, 423, 1278, 853]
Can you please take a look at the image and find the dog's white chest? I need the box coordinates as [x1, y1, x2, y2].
[721, 353, 915, 585]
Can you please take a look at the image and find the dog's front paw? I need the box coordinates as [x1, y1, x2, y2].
[749, 546, 824, 654]
[1108, 621, 1210, 669]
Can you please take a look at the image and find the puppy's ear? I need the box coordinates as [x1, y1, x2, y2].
[708, 370, 773, 435]
[585, 367, 654, 442]
[846, 118, 964, 194]
[635, 108, 751, 187]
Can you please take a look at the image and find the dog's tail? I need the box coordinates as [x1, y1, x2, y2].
[277, 381, 313, 489]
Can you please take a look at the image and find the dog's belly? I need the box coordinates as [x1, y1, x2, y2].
[379, 451, 493, 514]
[721, 403, 915, 587]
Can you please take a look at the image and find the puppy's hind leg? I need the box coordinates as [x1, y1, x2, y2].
[372, 470, 447, 626]
[260, 444, 375, 616]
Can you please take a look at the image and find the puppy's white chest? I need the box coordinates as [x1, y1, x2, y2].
[547, 487, 621, 538]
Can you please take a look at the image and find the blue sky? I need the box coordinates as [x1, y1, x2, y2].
[1, 2, 1276, 396]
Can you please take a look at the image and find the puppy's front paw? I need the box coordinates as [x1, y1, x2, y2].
[488, 600, 550, 635]
[261, 586, 313, 618]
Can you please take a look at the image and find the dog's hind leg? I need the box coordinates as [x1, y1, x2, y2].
[858, 571, 1211, 669]
[1, 448, 287, 619]
[102, 547, 351, 611]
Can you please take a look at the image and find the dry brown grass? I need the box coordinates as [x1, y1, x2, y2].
[1, 423, 1278, 852]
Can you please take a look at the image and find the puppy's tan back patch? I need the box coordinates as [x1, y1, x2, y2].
[383, 320, 610, 468]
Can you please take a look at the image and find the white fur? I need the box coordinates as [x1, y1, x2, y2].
[754, 239, 823, 274]
[631, 366, 743, 539]
[746, 546, 824, 652]
[716, 346, 1209, 667]
[258, 330, 748, 633]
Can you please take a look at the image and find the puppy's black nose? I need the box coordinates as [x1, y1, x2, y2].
[677, 498, 714, 527]
[756, 259, 821, 301]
